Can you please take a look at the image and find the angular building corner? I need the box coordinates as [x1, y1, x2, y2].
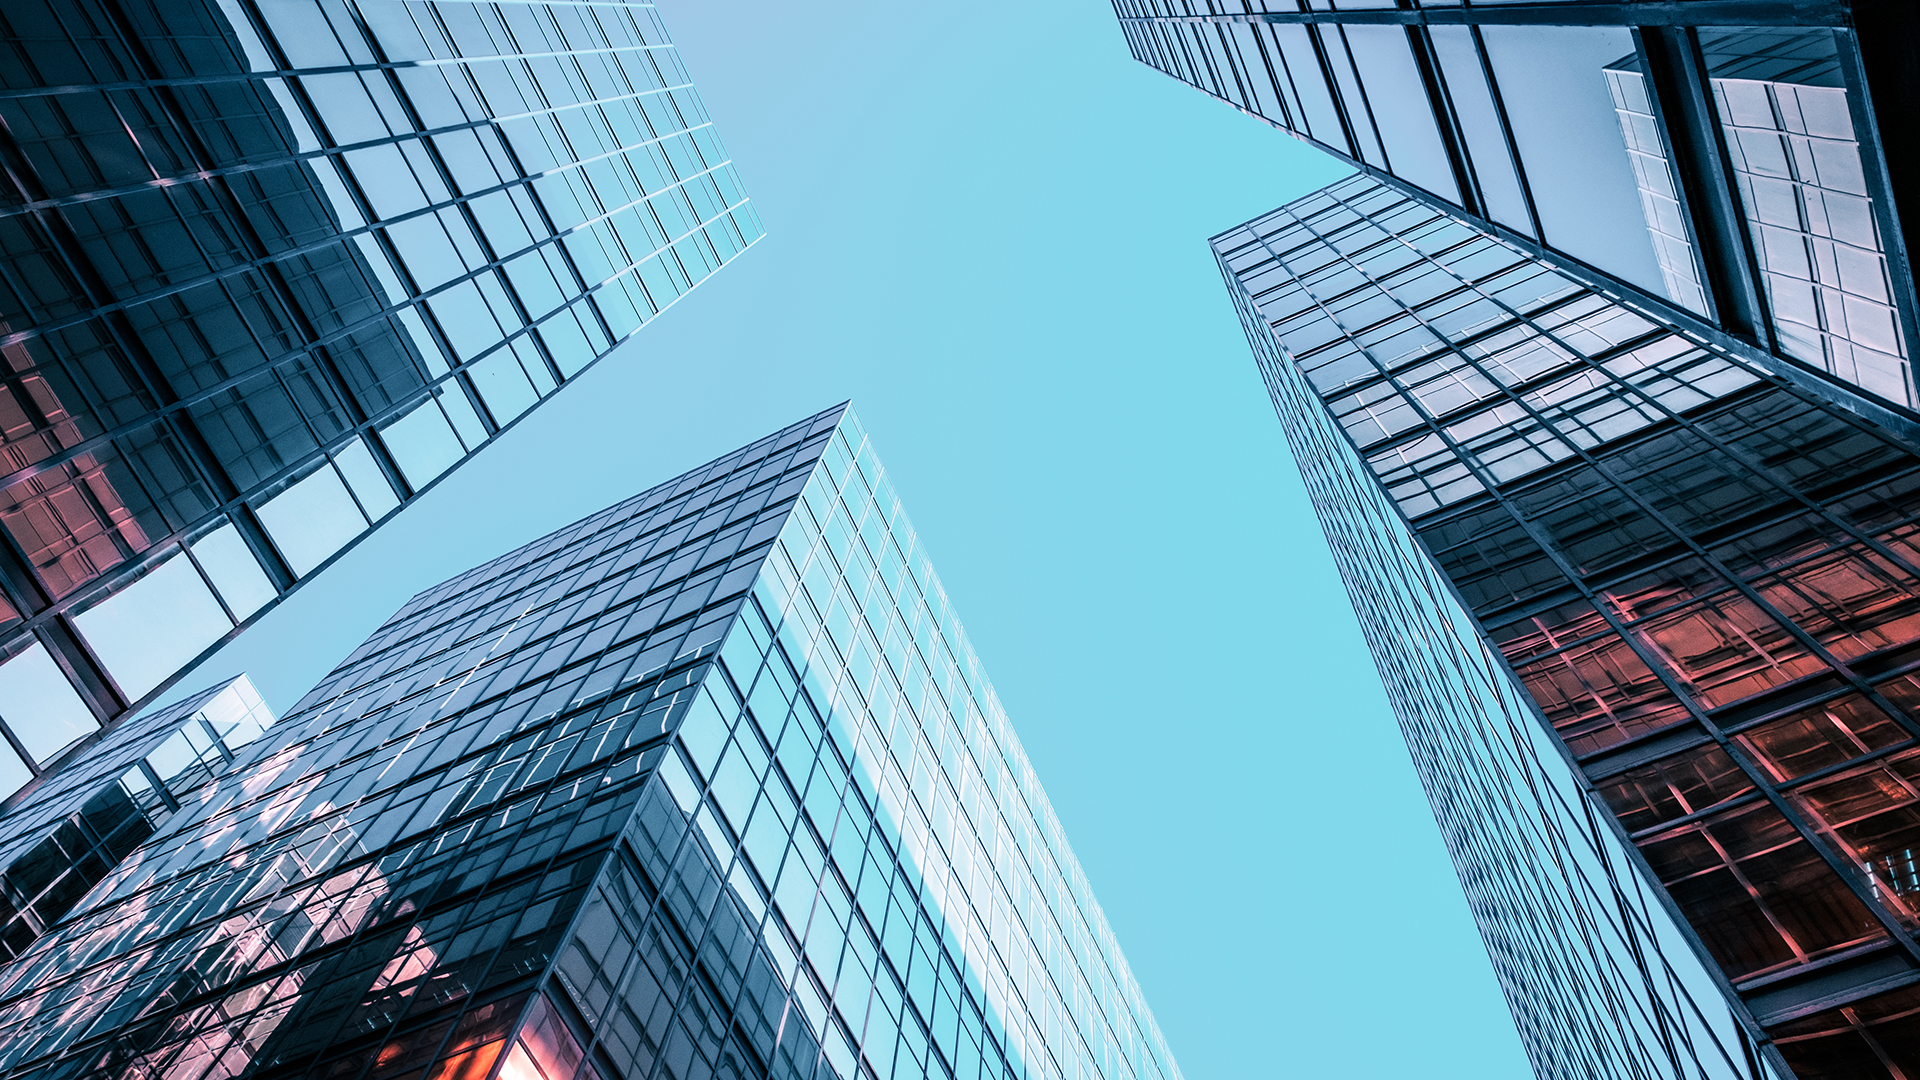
[0, 0, 762, 794]
[0, 405, 1184, 1080]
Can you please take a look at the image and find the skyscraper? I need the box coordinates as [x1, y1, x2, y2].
[0, 0, 760, 786]
[1218, 172, 1920, 1079]
[0, 406, 1182, 1080]
[1113, 3, 1916, 407]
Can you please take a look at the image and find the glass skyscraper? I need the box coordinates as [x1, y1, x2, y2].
[1116, 3, 1920, 1075]
[0, 0, 759, 788]
[0, 405, 1182, 1080]
[1218, 172, 1920, 1079]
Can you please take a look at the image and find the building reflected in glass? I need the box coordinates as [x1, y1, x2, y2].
[1113, 3, 1916, 407]
[1217, 172, 1920, 1079]
[0, 0, 760, 788]
[0, 406, 1183, 1080]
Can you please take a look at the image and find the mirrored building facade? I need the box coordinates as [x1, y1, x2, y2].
[1216, 172, 1920, 1079]
[1113, 1, 1918, 410]
[0, 0, 760, 787]
[0, 673, 274, 962]
[0, 405, 1182, 1080]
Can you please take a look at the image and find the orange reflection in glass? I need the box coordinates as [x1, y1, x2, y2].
[1756, 546, 1920, 662]
[1787, 748, 1920, 928]
[1638, 800, 1884, 982]
[1597, 743, 1754, 834]
[1514, 632, 1690, 756]
[1633, 593, 1825, 708]
[0, 345, 150, 598]
[1736, 695, 1909, 782]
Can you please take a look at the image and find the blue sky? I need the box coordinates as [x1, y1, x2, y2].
[163, 2, 1532, 1076]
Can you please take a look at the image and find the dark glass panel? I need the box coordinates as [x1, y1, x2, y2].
[1771, 984, 1920, 1080]
[1791, 749, 1920, 924]
[1418, 503, 1570, 613]
[1710, 511, 1851, 579]
[1639, 801, 1882, 981]
[1697, 389, 1912, 498]
[1634, 593, 1824, 710]
[1509, 464, 1681, 577]
[1755, 546, 1920, 662]
[1488, 598, 1604, 664]
[1600, 427, 1785, 536]
[1596, 743, 1754, 834]
[1514, 631, 1690, 755]
[1737, 694, 1908, 782]
[1835, 469, 1920, 534]
[1598, 556, 1730, 623]
[1, 441, 159, 598]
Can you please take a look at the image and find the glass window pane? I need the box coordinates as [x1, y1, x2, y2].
[379, 396, 466, 489]
[73, 548, 232, 700]
[255, 462, 368, 577]
[1701, 28, 1912, 407]
[1340, 25, 1460, 204]
[1429, 26, 1532, 236]
[333, 436, 401, 521]
[1479, 26, 1666, 296]
[190, 521, 277, 620]
[0, 642, 96, 767]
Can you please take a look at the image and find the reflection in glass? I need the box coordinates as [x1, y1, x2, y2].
[1603, 55, 1711, 314]
[1478, 26, 1666, 296]
[1702, 29, 1911, 406]
[1638, 800, 1882, 982]
[1737, 694, 1908, 782]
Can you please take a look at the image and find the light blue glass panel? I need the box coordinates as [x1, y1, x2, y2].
[256, 463, 368, 577]
[379, 397, 465, 489]
[0, 644, 96, 767]
[333, 437, 401, 521]
[73, 550, 231, 700]
[190, 521, 276, 620]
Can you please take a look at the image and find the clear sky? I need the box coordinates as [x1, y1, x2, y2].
[158, 2, 1534, 1077]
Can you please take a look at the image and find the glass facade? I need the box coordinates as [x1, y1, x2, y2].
[0, 0, 760, 782]
[1112, 1, 1919, 410]
[0, 405, 1182, 1080]
[0, 674, 275, 962]
[1215, 172, 1920, 1078]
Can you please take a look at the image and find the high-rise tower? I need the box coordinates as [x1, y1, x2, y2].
[1219, 172, 1920, 1080]
[0, 406, 1182, 1080]
[0, 0, 759, 787]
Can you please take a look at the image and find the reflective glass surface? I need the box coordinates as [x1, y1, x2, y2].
[0, 0, 760, 771]
[0, 674, 274, 961]
[0, 407, 1181, 1080]
[1216, 173, 1920, 1077]
[1115, 3, 1919, 411]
